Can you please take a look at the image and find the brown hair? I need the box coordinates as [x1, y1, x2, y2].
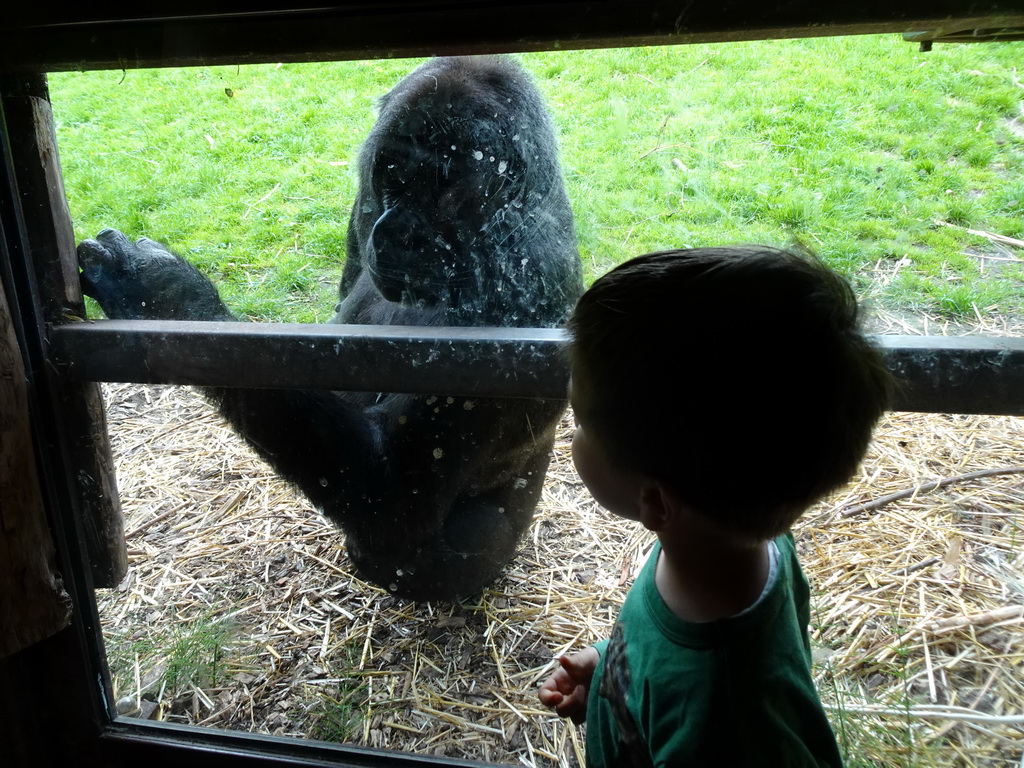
[567, 246, 892, 541]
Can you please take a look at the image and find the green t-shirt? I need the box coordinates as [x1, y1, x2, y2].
[585, 534, 842, 768]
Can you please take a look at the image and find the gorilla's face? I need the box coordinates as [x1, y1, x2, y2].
[361, 93, 526, 307]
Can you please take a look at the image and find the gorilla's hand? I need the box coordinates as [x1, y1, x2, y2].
[78, 228, 232, 321]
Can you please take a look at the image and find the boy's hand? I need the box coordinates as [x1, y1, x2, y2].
[538, 646, 600, 724]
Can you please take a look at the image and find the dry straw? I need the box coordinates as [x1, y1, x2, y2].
[97, 314, 1024, 766]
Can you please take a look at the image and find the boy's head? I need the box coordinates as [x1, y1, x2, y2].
[567, 246, 892, 542]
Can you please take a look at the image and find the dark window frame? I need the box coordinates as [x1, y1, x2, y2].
[2, 4, 1023, 766]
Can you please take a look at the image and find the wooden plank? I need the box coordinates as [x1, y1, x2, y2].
[0, 270, 72, 658]
[1, 2, 1022, 72]
[49, 321, 1024, 416]
[1, 74, 127, 588]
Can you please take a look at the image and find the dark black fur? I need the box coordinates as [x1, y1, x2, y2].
[78, 56, 582, 600]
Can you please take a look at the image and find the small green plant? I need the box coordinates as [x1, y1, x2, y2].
[106, 611, 233, 698]
[163, 612, 232, 689]
[308, 683, 367, 743]
[307, 645, 369, 743]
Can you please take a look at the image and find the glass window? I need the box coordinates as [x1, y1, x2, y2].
[19, 26, 1024, 766]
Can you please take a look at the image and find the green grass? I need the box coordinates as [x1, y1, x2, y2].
[49, 37, 1024, 321]
[107, 610, 233, 698]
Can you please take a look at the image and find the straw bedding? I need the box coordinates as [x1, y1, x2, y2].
[96, 313, 1024, 767]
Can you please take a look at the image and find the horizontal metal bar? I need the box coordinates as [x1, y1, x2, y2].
[875, 334, 1024, 416]
[49, 320, 571, 399]
[3, 3, 1023, 72]
[49, 320, 1024, 414]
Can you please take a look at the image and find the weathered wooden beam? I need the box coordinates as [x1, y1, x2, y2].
[1, 2, 1022, 72]
[48, 321, 1024, 416]
[0, 270, 72, 658]
[1, 74, 126, 588]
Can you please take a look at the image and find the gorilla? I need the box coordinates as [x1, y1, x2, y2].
[77, 56, 583, 600]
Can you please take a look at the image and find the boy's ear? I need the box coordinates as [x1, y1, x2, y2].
[638, 481, 681, 532]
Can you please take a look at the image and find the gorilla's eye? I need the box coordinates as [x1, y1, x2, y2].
[378, 144, 433, 191]
[382, 160, 405, 182]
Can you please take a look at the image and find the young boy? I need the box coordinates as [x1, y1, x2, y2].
[539, 247, 892, 767]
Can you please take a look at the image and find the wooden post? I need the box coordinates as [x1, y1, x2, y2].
[0, 273, 72, 657]
[1, 73, 126, 588]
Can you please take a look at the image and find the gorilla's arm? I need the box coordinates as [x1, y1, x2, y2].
[78, 229, 385, 510]
[207, 387, 385, 513]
